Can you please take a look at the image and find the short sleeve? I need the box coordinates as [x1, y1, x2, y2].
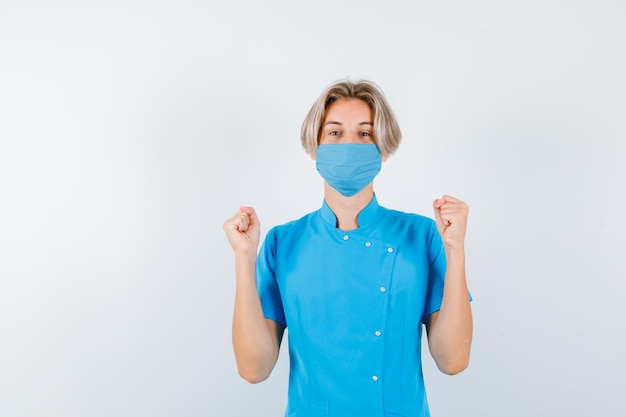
[256, 228, 287, 327]
[422, 221, 446, 324]
[421, 221, 473, 324]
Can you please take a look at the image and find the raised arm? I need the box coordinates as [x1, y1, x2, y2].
[425, 195, 473, 375]
[224, 206, 284, 383]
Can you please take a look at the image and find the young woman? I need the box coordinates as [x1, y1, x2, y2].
[223, 80, 473, 417]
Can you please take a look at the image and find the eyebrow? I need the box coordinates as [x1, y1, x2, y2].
[323, 121, 373, 126]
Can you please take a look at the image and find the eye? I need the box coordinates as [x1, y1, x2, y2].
[359, 131, 371, 137]
[329, 130, 340, 136]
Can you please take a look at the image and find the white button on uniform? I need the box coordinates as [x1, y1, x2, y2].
[365, 241, 371, 247]
[372, 375, 379, 382]
[379, 286, 386, 293]
[343, 235, 349, 241]
[375, 330, 382, 337]
[387, 247, 393, 253]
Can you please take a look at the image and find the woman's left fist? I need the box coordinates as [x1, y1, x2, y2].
[433, 195, 469, 250]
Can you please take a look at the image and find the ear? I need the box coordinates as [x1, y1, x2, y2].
[382, 154, 388, 162]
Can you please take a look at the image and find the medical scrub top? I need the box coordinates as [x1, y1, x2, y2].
[256, 195, 448, 417]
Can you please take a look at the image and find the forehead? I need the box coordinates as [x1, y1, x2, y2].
[324, 98, 373, 121]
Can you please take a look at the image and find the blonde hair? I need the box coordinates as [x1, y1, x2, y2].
[301, 79, 402, 156]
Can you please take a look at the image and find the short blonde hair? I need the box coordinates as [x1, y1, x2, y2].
[301, 79, 402, 157]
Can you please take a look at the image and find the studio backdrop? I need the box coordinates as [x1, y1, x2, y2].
[0, 1, 624, 416]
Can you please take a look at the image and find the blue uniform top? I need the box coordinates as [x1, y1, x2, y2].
[257, 195, 451, 417]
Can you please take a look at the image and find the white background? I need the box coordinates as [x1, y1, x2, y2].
[1, 1, 625, 416]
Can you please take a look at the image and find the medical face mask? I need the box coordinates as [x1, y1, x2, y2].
[315, 144, 382, 197]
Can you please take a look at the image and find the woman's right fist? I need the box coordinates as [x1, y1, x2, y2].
[223, 206, 261, 258]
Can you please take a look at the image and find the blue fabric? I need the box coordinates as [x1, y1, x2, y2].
[315, 144, 382, 197]
[256, 195, 451, 417]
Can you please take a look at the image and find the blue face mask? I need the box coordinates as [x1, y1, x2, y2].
[315, 144, 382, 197]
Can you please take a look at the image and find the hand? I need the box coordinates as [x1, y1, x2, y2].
[223, 206, 261, 258]
[433, 195, 469, 250]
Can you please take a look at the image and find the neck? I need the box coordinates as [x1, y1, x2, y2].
[324, 182, 374, 231]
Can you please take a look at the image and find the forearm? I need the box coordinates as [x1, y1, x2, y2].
[231, 255, 280, 383]
[428, 247, 473, 375]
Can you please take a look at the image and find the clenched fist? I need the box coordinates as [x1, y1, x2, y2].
[433, 195, 469, 250]
[223, 206, 261, 259]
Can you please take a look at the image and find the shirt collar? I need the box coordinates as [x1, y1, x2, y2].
[320, 193, 383, 229]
